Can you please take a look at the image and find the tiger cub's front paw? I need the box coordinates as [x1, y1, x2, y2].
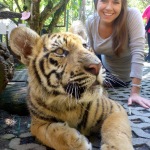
[64, 130, 92, 150]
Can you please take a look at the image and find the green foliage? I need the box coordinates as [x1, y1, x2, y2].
[67, 0, 81, 20]
[127, 0, 150, 12]
[0, 1, 7, 9]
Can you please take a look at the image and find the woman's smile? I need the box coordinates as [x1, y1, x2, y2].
[103, 12, 114, 16]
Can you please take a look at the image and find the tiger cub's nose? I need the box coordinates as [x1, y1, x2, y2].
[85, 63, 101, 76]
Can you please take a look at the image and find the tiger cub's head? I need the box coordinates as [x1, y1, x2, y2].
[10, 26, 103, 102]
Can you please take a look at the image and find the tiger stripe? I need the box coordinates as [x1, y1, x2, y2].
[77, 102, 91, 130]
[32, 58, 42, 84]
[28, 98, 55, 122]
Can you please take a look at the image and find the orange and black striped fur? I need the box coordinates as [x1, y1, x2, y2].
[10, 26, 133, 150]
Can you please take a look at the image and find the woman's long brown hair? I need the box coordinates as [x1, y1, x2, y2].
[94, 0, 128, 56]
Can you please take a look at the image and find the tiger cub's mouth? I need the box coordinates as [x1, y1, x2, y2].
[64, 82, 86, 100]
[64, 79, 100, 100]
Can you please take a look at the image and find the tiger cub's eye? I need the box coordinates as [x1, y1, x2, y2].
[55, 48, 64, 55]
[54, 48, 69, 57]
[83, 43, 87, 48]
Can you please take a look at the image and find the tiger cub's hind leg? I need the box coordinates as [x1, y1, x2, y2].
[101, 112, 134, 150]
[30, 119, 92, 150]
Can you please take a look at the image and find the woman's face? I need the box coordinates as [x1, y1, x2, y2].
[97, 0, 122, 24]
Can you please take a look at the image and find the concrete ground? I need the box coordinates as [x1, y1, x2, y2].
[0, 62, 150, 150]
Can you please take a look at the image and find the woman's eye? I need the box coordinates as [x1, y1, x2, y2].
[113, 0, 120, 4]
[100, 0, 108, 2]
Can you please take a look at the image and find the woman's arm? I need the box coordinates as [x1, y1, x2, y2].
[131, 78, 141, 94]
[127, 8, 145, 80]
[127, 8, 150, 108]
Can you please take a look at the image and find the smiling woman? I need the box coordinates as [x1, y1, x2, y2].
[86, 0, 150, 108]
[92, 0, 127, 55]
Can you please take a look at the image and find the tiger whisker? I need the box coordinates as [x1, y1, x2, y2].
[105, 73, 127, 88]
[66, 83, 70, 94]
[103, 80, 119, 93]
[106, 77, 127, 88]
[73, 83, 78, 103]
[72, 82, 79, 104]
[71, 82, 77, 104]
[69, 84, 75, 103]
[76, 85, 80, 103]
[79, 102, 90, 113]
[60, 89, 73, 108]
[74, 83, 78, 101]
[106, 75, 123, 84]
[69, 82, 75, 100]
[71, 82, 75, 99]
[106, 72, 127, 84]
[67, 84, 72, 98]
[78, 85, 81, 99]
[103, 79, 114, 88]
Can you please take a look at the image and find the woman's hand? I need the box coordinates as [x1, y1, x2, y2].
[128, 78, 150, 108]
[128, 93, 150, 108]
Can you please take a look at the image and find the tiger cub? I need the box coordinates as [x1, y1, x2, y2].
[10, 26, 133, 150]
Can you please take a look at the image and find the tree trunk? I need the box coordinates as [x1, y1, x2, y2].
[27, 0, 70, 34]
[48, 0, 69, 33]
[0, 43, 14, 93]
[79, 0, 86, 24]
[29, 0, 41, 34]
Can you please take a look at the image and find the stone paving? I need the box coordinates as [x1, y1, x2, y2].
[106, 62, 150, 150]
[0, 63, 150, 150]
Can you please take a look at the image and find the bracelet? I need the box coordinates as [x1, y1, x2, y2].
[131, 83, 142, 88]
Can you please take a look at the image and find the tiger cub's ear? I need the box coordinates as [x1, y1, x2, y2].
[10, 26, 40, 65]
[69, 20, 94, 52]
[69, 20, 87, 41]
